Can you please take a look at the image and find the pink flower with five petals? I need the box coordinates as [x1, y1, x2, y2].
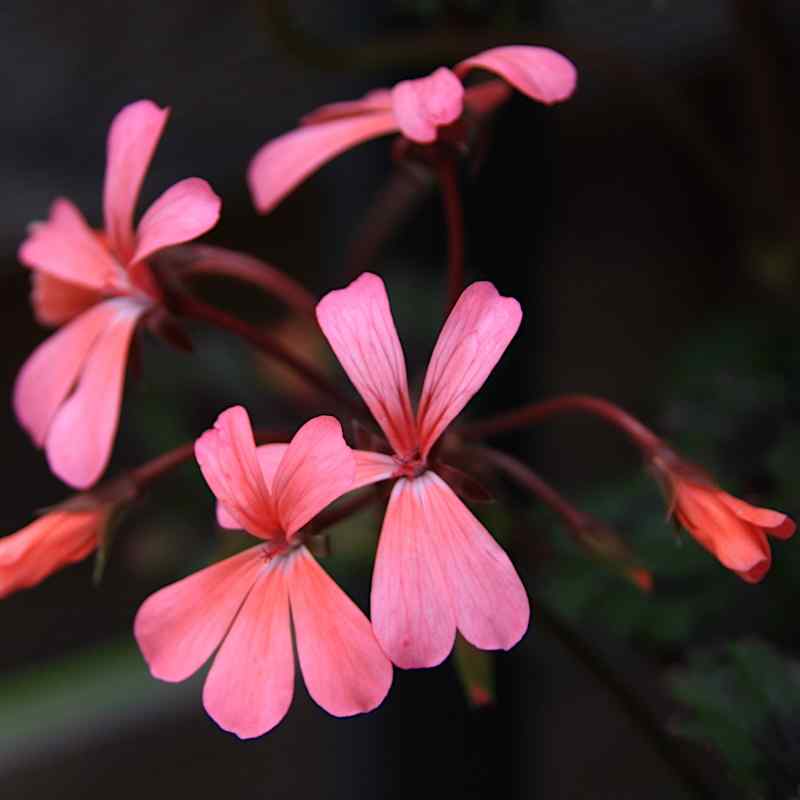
[316, 273, 529, 669]
[248, 45, 577, 214]
[15, 100, 221, 489]
[134, 408, 392, 739]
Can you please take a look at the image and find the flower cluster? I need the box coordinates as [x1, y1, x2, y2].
[2, 44, 794, 740]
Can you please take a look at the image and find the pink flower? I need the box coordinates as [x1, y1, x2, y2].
[15, 100, 221, 489]
[0, 509, 108, 599]
[651, 454, 795, 583]
[134, 408, 392, 738]
[316, 273, 529, 669]
[249, 45, 577, 214]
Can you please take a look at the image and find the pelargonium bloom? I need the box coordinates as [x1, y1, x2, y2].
[15, 100, 221, 489]
[317, 273, 529, 669]
[134, 408, 392, 739]
[249, 45, 577, 214]
[0, 509, 108, 599]
[651, 454, 795, 582]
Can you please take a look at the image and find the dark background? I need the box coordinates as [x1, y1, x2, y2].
[1, 1, 799, 798]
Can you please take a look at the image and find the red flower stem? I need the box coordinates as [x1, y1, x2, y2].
[130, 429, 290, 491]
[167, 244, 317, 318]
[533, 597, 718, 800]
[170, 291, 366, 420]
[463, 394, 662, 455]
[436, 156, 465, 313]
[478, 445, 586, 530]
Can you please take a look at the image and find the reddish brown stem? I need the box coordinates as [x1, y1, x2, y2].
[130, 429, 290, 491]
[436, 157, 465, 313]
[170, 291, 364, 420]
[478, 445, 585, 529]
[463, 394, 662, 455]
[167, 244, 318, 318]
[309, 490, 379, 536]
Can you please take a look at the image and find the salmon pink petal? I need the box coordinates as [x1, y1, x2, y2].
[300, 89, 392, 125]
[31, 272, 101, 327]
[131, 178, 221, 264]
[718, 492, 796, 540]
[216, 443, 291, 527]
[203, 557, 294, 739]
[353, 450, 397, 490]
[19, 198, 121, 291]
[195, 407, 279, 538]
[417, 282, 521, 457]
[418, 472, 529, 651]
[288, 547, 392, 716]
[45, 299, 146, 488]
[103, 100, 169, 262]
[463, 79, 513, 117]
[317, 273, 417, 459]
[248, 111, 399, 214]
[371, 477, 456, 668]
[14, 300, 120, 448]
[272, 416, 355, 538]
[134, 546, 264, 682]
[674, 488, 771, 579]
[0, 511, 99, 599]
[391, 67, 464, 144]
[455, 46, 577, 106]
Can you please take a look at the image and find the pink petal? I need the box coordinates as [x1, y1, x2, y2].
[134, 546, 264, 682]
[14, 300, 120, 448]
[718, 492, 796, 540]
[417, 472, 529, 651]
[272, 416, 355, 538]
[455, 46, 577, 106]
[316, 273, 417, 459]
[288, 547, 392, 716]
[371, 477, 456, 668]
[202, 556, 294, 739]
[31, 272, 101, 327]
[195, 407, 280, 539]
[353, 450, 397, 490]
[463, 79, 513, 117]
[300, 89, 392, 125]
[248, 111, 399, 215]
[45, 299, 146, 488]
[416, 282, 522, 457]
[131, 178, 221, 264]
[19, 198, 122, 291]
[103, 100, 170, 262]
[0, 511, 100, 599]
[390, 67, 464, 144]
[215, 444, 290, 529]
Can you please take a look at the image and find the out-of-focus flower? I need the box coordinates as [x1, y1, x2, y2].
[249, 45, 577, 214]
[650, 452, 795, 583]
[15, 100, 221, 489]
[134, 409, 392, 739]
[317, 273, 529, 669]
[0, 478, 135, 598]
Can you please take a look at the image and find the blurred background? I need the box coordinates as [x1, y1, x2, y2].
[2, 1, 800, 797]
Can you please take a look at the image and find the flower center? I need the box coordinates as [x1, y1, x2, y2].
[394, 453, 427, 480]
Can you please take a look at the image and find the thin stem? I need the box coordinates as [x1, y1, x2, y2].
[309, 490, 379, 536]
[534, 597, 718, 800]
[166, 245, 317, 318]
[463, 394, 662, 454]
[170, 291, 365, 420]
[436, 157, 466, 313]
[130, 429, 290, 491]
[478, 445, 584, 528]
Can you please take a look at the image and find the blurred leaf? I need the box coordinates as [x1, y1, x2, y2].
[453, 633, 494, 708]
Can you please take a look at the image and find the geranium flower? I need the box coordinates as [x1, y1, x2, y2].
[134, 409, 392, 739]
[15, 100, 221, 489]
[651, 453, 795, 582]
[316, 273, 529, 669]
[249, 45, 577, 214]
